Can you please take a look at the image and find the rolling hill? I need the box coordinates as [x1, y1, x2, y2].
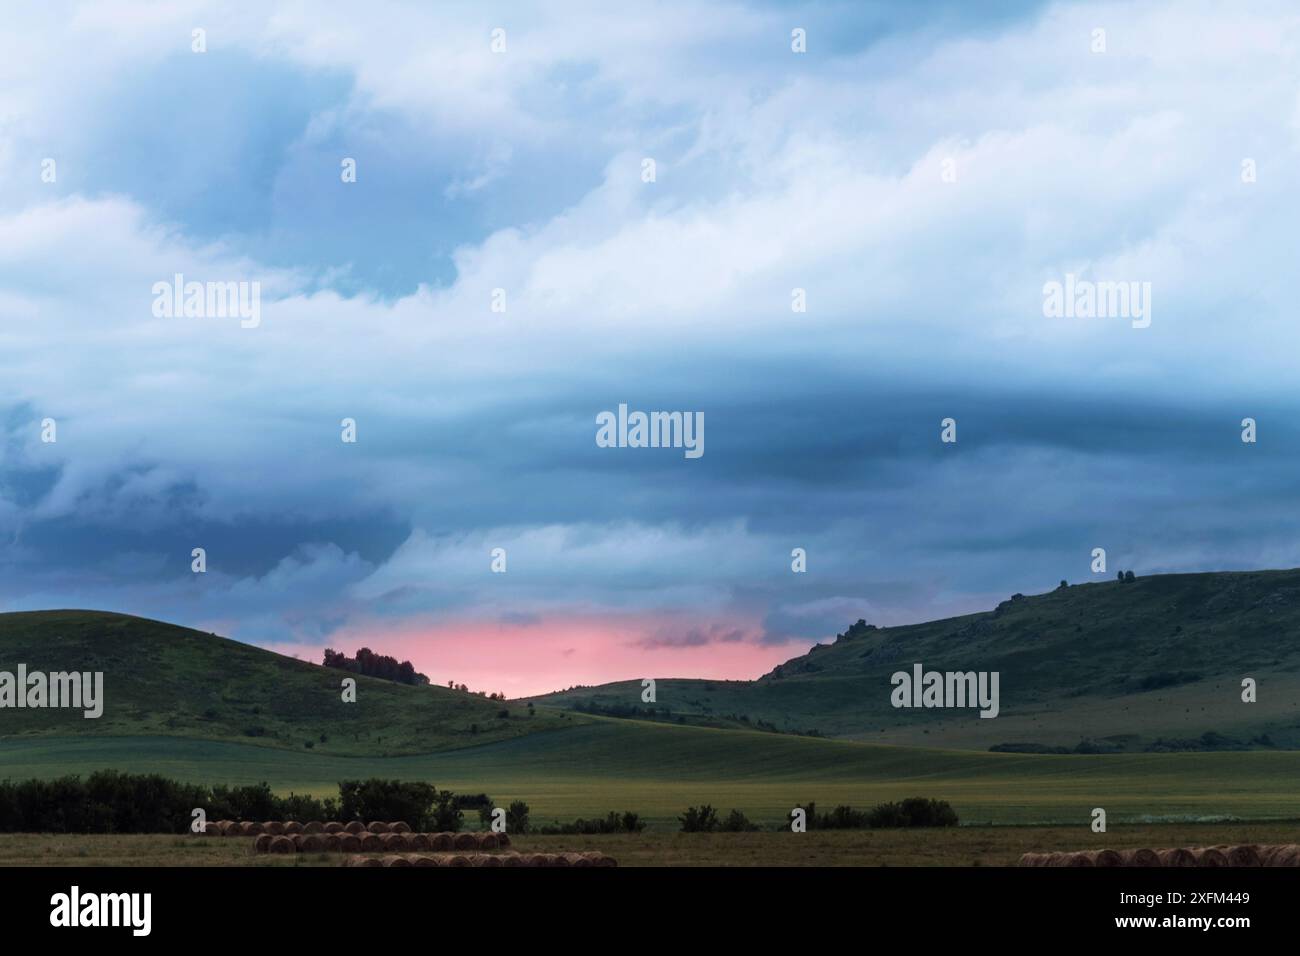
[0, 610, 581, 756]
[531, 569, 1300, 751]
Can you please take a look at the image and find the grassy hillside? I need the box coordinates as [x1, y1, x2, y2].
[2, 721, 1300, 827]
[0, 610, 580, 756]
[531, 570, 1300, 751]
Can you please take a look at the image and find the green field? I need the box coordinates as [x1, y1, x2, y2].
[4, 720, 1300, 828]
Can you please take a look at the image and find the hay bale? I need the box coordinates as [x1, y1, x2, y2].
[430, 833, 454, 851]
[476, 832, 499, 850]
[1157, 848, 1196, 867]
[382, 854, 412, 867]
[1263, 845, 1300, 867]
[390, 821, 412, 834]
[339, 834, 362, 852]
[359, 834, 383, 852]
[1043, 852, 1072, 867]
[1093, 849, 1123, 868]
[444, 854, 472, 867]
[283, 821, 304, 835]
[453, 832, 478, 850]
[367, 821, 391, 834]
[1065, 852, 1094, 867]
[253, 834, 273, 854]
[202, 821, 224, 835]
[344, 821, 366, 835]
[1193, 847, 1229, 868]
[1017, 852, 1048, 867]
[407, 833, 431, 851]
[349, 855, 383, 867]
[268, 835, 294, 854]
[526, 853, 551, 867]
[323, 834, 342, 852]
[412, 855, 437, 867]
[299, 833, 327, 853]
[1225, 845, 1262, 867]
[1121, 848, 1160, 867]
[475, 854, 503, 867]
[499, 852, 525, 867]
[303, 821, 324, 834]
[550, 853, 573, 868]
[496, 832, 511, 848]
[323, 822, 345, 834]
[263, 821, 286, 836]
[589, 853, 617, 868]
[379, 833, 409, 851]
[240, 821, 263, 836]
[215, 820, 239, 836]
[562, 852, 591, 867]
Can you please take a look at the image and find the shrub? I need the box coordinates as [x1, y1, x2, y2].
[506, 800, 530, 834]
[678, 805, 719, 832]
[720, 809, 759, 832]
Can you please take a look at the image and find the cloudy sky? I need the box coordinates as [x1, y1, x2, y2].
[2, 0, 1299, 695]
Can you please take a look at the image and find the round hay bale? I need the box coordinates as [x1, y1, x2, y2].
[476, 832, 499, 850]
[1121, 848, 1160, 867]
[303, 821, 324, 834]
[344, 821, 366, 835]
[299, 833, 327, 853]
[323, 834, 342, 852]
[453, 832, 478, 851]
[268, 835, 294, 854]
[351, 855, 383, 867]
[1263, 845, 1300, 867]
[290, 834, 308, 850]
[475, 854, 503, 867]
[390, 821, 412, 834]
[263, 821, 286, 836]
[526, 853, 551, 867]
[499, 852, 525, 867]
[496, 832, 511, 848]
[283, 821, 304, 835]
[444, 854, 472, 867]
[1017, 852, 1048, 867]
[323, 822, 345, 834]
[430, 833, 454, 851]
[253, 834, 273, 854]
[562, 852, 591, 867]
[359, 834, 383, 852]
[1157, 848, 1197, 867]
[1043, 852, 1072, 867]
[1225, 845, 1262, 867]
[1094, 849, 1123, 868]
[382, 854, 412, 867]
[1065, 851, 1094, 867]
[367, 821, 391, 834]
[589, 853, 617, 868]
[202, 821, 224, 835]
[551, 853, 573, 868]
[412, 855, 437, 867]
[379, 833, 408, 851]
[216, 820, 239, 836]
[339, 834, 362, 852]
[1193, 847, 1228, 868]
[240, 821, 264, 836]
[407, 833, 431, 851]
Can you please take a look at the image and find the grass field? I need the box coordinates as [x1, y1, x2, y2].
[4, 823, 1298, 867]
[5, 721, 1300, 828]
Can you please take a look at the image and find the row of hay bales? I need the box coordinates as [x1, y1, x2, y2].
[254, 830, 511, 855]
[344, 852, 616, 868]
[1019, 845, 1300, 867]
[203, 820, 414, 837]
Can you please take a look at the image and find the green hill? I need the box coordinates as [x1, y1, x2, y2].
[531, 569, 1300, 752]
[0, 610, 579, 756]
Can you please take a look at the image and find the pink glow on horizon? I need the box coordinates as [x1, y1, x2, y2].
[261, 612, 811, 698]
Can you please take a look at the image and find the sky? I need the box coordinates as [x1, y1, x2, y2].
[2, 1, 1300, 696]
